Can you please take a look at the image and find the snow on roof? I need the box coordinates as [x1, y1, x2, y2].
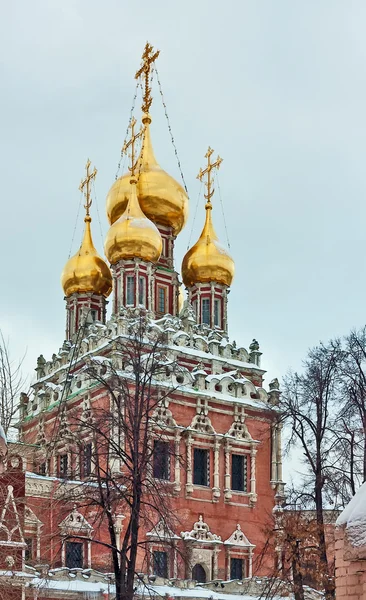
[336, 481, 366, 547]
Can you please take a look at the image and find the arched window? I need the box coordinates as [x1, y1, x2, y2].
[192, 563, 206, 583]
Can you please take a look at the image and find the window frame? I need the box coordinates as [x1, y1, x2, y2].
[58, 453, 68, 479]
[153, 440, 170, 481]
[138, 276, 146, 306]
[157, 286, 167, 314]
[126, 275, 135, 306]
[214, 298, 221, 327]
[231, 453, 247, 492]
[193, 447, 209, 487]
[82, 442, 93, 478]
[153, 550, 168, 578]
[65, 540, 84, 569]
[230, 557, 244, 580]
[201, 298, 210, 325]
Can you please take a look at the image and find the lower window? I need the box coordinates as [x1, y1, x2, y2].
[230, 557, 244, 580]
[153, 550, 168, 578]
[66, 541, 83, 569]
[25, 538, 33, 562]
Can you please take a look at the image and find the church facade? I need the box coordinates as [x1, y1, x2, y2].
[1, 44, 284, 597]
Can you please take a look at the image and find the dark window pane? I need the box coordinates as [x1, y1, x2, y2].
[158, 287, 166, 313]
[201, 299, 210, 324]
[230, 558, 244, 580]
[214, 299, 220, 326]
[139, 277, 146, 306]
[153, 441, 170, 480]
[66, 541, 83, 569]
[83, 443, 92, 477]
[25, 538, 33, 562]
[39, 462, 46, 475]
[193, 448, 209, 486]
[126, 276, 135, 305]
[59, 454, 68, 479]
[153, 550, 168, 578]
[232, 454, 247, 491]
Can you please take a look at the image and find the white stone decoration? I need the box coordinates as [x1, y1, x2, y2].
[146, 519, 180, 541]
[181, 515, 221, 543]
[0, 485, 25, 546]
[224, 524, 255, 548]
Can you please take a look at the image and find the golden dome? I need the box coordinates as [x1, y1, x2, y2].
[104, 177, 162, 265]
[106, 114, 189, 236]
[61, 216, 112, 298]
[181, 200, 234, 287]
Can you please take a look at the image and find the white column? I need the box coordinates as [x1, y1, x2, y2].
[135, 262, 139, 306]
[223, 287, 228, 334]
[250, 449, 257, 506]
[87, 539, 92, 568]
[174, 432, 181, 493]
[36, 524, 41, 561]
[276, 423, 283, 482]
[224, 441, 232, 500]
[213, 546, 220, 579]
[248, 549, 253, 578]
[210, 282, 215, 328]
[173, 542, 178, 578]
[271, 425, 277, 482]
[61, 539, 65, 565]
[226, 549, 230, 580]
[212, 439, 220, 501]
[186, 434, 193, 494]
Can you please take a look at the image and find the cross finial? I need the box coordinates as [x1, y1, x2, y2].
[135, 42, 160, 114]
[197, 147, 223, 203]
[122, 117, 144, 178]
[79, 159, 97, 218]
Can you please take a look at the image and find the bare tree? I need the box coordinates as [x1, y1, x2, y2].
[0, 330, 26, 435]
[280, 342, 342, 600]
[337, 327, 366, 485]
[51, 314, 184, 600]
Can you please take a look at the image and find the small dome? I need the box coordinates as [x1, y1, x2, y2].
[104, 177, 162, 265]
[61, 217, 112, 298]
[106, 115, 188, 236]
[182, 200, 234, 287]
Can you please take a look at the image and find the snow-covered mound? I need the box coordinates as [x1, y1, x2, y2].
[336, 482, 366, 547]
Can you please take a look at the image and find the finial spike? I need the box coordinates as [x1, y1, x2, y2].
[123, 118, 144, 178]
[79, 159, 97, 218]
[135, 42, 160, 114]
[197, 147, 223, 202]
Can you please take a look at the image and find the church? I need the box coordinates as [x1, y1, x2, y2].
[0, 44, 285, 599]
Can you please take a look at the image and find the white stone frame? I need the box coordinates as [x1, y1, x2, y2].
[181, 515, 222, 580]
[146, 519, 180, 579]
[59, 506, 93, 569]
[24, 506, 43, 562]
[224, 524, 255, 580]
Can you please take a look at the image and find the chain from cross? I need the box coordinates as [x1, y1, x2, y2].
[135, 42, 160, 114]
[122, 117, 144, 177]
[79, 159, 97, 216]
[197, 147, 223, 202]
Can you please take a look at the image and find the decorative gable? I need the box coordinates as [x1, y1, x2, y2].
[181, 515, 221, 543]
[226, 405, 252, 441]
[0, 485, 25, 546]
[59, 506, 93, 537]
[152, 398, 177, 429]
[146, 519, 180, 541]
[224, 524, 255, 547]
[190, 398, 215, 435]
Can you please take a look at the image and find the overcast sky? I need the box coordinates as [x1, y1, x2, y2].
[1, 0, 366, 444]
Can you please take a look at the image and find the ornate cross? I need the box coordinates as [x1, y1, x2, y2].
[122, 117, 144, 176]
[197, 147, 223, 202]
[135, 42, 160, 114]
[79, 159, 97, 216]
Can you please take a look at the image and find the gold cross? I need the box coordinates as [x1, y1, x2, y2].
[197, 147, 223, 202]
[135, 42, 160, 114]
[122, 117, 144, 176]
[79, 159, 97, 216]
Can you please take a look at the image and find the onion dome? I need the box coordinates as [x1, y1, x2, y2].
[61, 216, 112, 298]
[106, 114, 188, 236]
[104, 176, 162, 265]
[181, 200, 234, 287]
